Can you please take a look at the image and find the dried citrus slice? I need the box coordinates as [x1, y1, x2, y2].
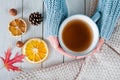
[22, 38, 49, 63]
[8, 18, 27, 36]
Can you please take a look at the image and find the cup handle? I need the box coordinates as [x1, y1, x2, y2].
[91, 12, 101, 22]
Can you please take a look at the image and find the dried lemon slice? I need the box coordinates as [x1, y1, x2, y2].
[22, 38, 49, 63]
[8, 18, 27, 36]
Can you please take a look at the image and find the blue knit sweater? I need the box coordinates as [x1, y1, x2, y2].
[44, 0, 120, 41]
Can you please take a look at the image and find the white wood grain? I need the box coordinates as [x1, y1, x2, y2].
[0, 0, 92, 79]
[67, 0, 85, 16]
[0, 0, 22, 80]
[21, 0, 43, 70]
[42, 40, 64, 67]
[64, 0, 85, 62]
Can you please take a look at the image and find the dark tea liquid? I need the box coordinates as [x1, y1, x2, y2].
[62, 19, 93, 52]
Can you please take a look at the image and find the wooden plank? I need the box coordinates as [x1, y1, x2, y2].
[0, 0, 22, 80]
[21, 0, 43, 70]
[67, 0, 85, 16]
[64, 0, 85, 62]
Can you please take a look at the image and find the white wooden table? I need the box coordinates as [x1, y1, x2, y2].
[0, 0, 93, 79]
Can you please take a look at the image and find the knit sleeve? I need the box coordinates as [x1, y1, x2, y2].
[97, 0, 120, 40]
[44, 0, 68, 38]
[90, 0, 120, 53]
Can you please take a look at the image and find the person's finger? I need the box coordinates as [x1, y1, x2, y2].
[48, 36, 59, 49]
[85, 38, 105, 58]
[48, 36, 78, 58]
[78, 38, 105, 59]
[94, 38, 104, 52]
[47, 36, 103, 59]
[56, 46, 77, 58]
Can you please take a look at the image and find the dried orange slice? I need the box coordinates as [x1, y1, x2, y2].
[8, 18, 27, 36]
[22, 38, 49, 63]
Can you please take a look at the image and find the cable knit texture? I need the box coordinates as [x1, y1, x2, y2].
[106, 19, 120, 53]
[13, 0, 120, 80]
[96, 0, 120, 40]
[44, 0, 68, 37]
[76, 44, 120, 80]
[12, 60, 84, 80]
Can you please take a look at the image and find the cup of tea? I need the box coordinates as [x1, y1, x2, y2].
[59, 12, 100, 57]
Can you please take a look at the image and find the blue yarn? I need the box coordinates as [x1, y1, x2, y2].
[44, 0, 68, 37]
[96, 0, 120, 40]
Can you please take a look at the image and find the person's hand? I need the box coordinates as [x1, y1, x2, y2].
[47, 36, 83, 59]
[91, 38, 104, 54]
[44, 0, 90, 58]
[44, 0, 104, 58]
[44, 0, 120, 58]
[48, 36, 104, 59]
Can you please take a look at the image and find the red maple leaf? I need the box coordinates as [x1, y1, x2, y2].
[0, 48, 25, 71]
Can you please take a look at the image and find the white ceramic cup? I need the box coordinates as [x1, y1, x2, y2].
[59, 12, 100, 57]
